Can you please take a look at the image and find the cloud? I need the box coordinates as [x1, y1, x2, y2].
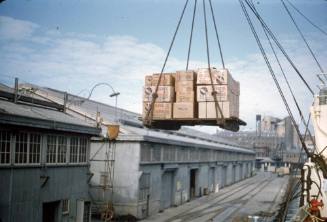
[0, 16, 326, 133]
[0, 16, 39, 40]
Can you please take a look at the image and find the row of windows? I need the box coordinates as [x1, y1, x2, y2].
[140, 144, 254, 163]
[0, 130, 89, 165]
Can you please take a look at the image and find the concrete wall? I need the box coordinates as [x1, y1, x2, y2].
[90, 140, 255, 219]
[89, 141, 141, 216]
[0, 166, 90, 222]
[137, 161, 254, 219]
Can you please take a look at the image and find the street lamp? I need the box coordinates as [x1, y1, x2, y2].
[86, 82, 120, 122]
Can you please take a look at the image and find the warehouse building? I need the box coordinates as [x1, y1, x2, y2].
[0, 84, 100, 222]
[18, 83, 256, 219]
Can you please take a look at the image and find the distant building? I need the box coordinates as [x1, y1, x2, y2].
[216, 114, 303, 166]
[0, 85, 100, 222]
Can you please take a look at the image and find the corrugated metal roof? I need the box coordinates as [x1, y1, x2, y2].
[120, 125, 255, 154]
[0, 98, 100, 135]
[19, 83, 254, 154]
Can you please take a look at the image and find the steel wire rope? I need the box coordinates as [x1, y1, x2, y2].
[249, 1, 316, 153]
[247, 4, 316, 197]
[239, 0, 310, 157]
[243, 0, 314, 95]
[208, 0, 225, 69]
[144, 0, 190, 126]
[186, 0, 197, 71]
[286, 0, 327, 38]
[281, 0, 325, 75]
[203, 0, 225, 125]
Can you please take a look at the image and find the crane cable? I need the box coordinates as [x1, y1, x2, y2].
[239, 0, 311, 157]
[286, 0, 327, 38]
[281, 0, 325, 76]
[249, 0, 317, 152]
[244, 0, 314, 96]
[246, 0, 327, 178]
[252, 13, 317, 152]
[203, 0, 225, 125]
[144, 0, 190, 126]
[208, 0, 225, 69]
[186, 0, 197, 71]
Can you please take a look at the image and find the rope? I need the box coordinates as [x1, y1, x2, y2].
[257, 11, 317, 153]
[244, 0, 314, 95]
[144, 0, 190, 126]
[208, 0, 225, 69]
[248, 1, 317, 178]
[186, 0, 197, 71]
[203, 0, 225, 125]
[286, 0, 327, 37]
[281, 0, 325, 74]
[239, 0, 311, 157]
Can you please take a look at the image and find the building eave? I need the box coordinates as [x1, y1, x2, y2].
[0, 113, 101, 136]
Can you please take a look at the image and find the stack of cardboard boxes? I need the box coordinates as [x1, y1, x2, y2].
[196, 68, 240, 119]
[142, 68, 240, 120]
[143, 73, 175, 119]
[173, 70, 196, 118]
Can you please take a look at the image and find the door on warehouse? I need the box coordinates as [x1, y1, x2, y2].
[208, 167, 215, 193]
[232, 165, 236, 184]
[221, 166, 227, 187]
[160, 170, 175, 211]
[190, 168, 198, 199]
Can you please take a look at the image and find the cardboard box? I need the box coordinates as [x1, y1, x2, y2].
[143, 102, 172, 119]
[143, 86, 175, 102]
[175, 81, 195, 93]
[145, 75, 152, 86]
[176, 91, 195, 102]
[234, 80, 240, 96]
[173, 102, 196, 119]
[197, 68, 233, 85]
[176, 70, 196, 81]
[198, 101, 238, 119]
[197, 85, 234, 102]
[151, 73, 174, 86]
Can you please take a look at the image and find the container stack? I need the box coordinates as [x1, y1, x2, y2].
[173, 70, 197, 119]
[196, 68, 239, 119]
[143, 73, 175, 119]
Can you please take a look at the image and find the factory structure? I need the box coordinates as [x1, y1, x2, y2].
[216, 115, 305, 171]
[0, 81, 255, 221]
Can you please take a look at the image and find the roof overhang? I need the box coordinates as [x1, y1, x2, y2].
[0, 113, 101, 136]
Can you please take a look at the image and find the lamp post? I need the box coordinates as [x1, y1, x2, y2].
[86, 82, 120, 122]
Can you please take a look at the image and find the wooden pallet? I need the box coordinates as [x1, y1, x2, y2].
[141, 117, 246, 132]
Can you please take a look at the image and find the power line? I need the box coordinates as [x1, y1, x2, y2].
[286, 0, 327, 37]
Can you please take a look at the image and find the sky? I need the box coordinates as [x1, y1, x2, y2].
[0, 0, 326, 133]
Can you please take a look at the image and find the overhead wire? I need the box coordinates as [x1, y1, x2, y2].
[243, 0, 314, 95]
[281, 0, 325, 75]
[285, 0, 327, 38]
[186, 0, 197, 71]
